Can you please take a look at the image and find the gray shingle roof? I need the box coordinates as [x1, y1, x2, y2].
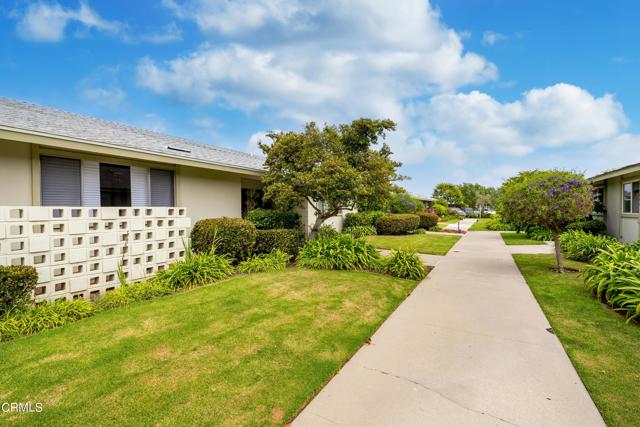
[0, 97, 265, 172]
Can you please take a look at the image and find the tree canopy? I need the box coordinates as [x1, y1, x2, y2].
[498, 170, 593, 272]
[259, 118, 402, 232]
[432, 183, 464, 207]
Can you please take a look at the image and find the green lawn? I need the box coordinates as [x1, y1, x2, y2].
[0, 269, 418, 426]
[365, 234, 460, 255]
[468, 218, 491, 231]
[501, 231, 547, 245]
[513, 254, 640, 427]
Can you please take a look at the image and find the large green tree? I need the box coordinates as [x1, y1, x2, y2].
[432, 183, 464, 207]
[259, 119, 402, 234]
[498, 170, 593, 272]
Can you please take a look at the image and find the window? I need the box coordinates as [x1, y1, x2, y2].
[623, 181, 640, 214]
[593, 186, 605, 213]
[40, 156, 81, 206]
[100, 163, 131, 207]
[150, 169, 175, 207]
[241, 188, 272, 217]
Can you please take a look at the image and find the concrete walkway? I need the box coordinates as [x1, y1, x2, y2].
[444, 217, 477, 232]
[293, 231, 604, 427]
[378, 249, 445, 267]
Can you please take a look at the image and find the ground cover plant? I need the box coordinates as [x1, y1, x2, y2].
[298, 234, 380, 271]
[559, 230, 620, 262]
[365, 233, 460, 255]
[583, 244, 640, 321]
[513, 254, 640, 427]
[525, 226, 553, 241]
[0, 269, 418, 426]
[236, 250, 291, 274]
[500, 232, 547, 246]
[383, 250, 426, 280]
[342, 225, 377, 238]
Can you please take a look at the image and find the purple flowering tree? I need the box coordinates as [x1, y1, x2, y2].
[498, 170, 594, 272]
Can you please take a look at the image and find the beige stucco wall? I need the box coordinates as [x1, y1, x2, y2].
[603, 177, 622, 239]
[176, 166, 243, 223]
[0, 139, 33, 205]
[296, 201, 352, 236]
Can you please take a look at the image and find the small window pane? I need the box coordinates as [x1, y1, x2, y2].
[623, 183, 632, 213]
[100, 163, 131, 207]
[633, 182, 639, 213]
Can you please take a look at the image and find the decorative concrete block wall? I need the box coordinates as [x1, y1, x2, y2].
[0, 206, 191, 302]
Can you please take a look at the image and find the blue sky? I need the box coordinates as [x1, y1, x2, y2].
[1, 0, 639, 195]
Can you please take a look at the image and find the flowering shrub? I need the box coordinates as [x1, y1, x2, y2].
[498, 170, 593, 272]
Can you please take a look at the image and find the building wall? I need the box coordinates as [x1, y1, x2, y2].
[176, 166, 243, 223]
[296, 202, 352, 236]
[604, 177, 622, 239]
[0, 139, 33, 205]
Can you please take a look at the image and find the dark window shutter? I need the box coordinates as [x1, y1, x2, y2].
[150, 169, 174, 207]
[40, 156, 82, 206]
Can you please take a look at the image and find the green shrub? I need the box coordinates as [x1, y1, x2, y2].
[317, 224, 339, 239]
[343, 211, 385, 228]
[298, 235, 380, 271]
[388, 193, 422, 213]
[254, 229, 304, 256]
[428, 225, 442, 232]
[343, 225, 377, 238]
[0, 266, 38, 315]
[375, 214, 420, 235]
[433, 203, 448, 217]
[565, 219, 607, 235]
[237, 250, 291, 273]
[526, 226, 553, 241]
[155, 251, 234, 290]
[0, 299, 94, 342]
[583, 244, 640, 322]
[95, 280, 173, 311]
[383, 250, 426, 280]
[416, 212, 438, 229]
[247, 208, 300, 230]
[485, 215, 515, 231]
[559, 230, 620, 262]
[191, 218, 256, 261]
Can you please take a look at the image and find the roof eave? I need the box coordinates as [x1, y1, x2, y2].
[0, 126, 266, 176]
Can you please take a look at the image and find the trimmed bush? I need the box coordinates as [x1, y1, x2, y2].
[237, 250, 291, 273]
[344, 211, 385, 228]
[191, 218, 256, 261]
[433, 203, 448, 217]
[565, 219, 607, 235]
[0, 266, 38, 315]
[375, 214, 420, 235]
[343, 225, 377, 238]
[559, 230, 620, 262]
[383, 250, 426, 280]
[254, 229, 304, 256]
[247, 208, 300, 230]
[155, 251, 234, 290]
[485, 215, 515, 231]
[584, 244, 640, 322]
[416, 212, 438, 230]
[317, 224, 339, 239]
[0, 299, 94, 342]
[298, 235, 380, 270]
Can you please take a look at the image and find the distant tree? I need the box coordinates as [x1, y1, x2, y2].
[260, 118, 402, 235]
[433, 183, 464, 207]
[476, 192, 493, 217]
[498, 170, 593, 272]
[459, 183, 482, 208]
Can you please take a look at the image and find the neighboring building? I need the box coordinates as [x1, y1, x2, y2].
[589, 163, 640, 243]
[410, 193, 435, 210]
[0, 97, 345, 301]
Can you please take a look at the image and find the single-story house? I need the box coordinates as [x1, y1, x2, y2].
[589, 162, 640, 243]
[0, 97, 344, 301]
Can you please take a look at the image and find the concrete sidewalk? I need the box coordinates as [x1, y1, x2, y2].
[293, 232, 604, 427]
[444, 217, 477, 232]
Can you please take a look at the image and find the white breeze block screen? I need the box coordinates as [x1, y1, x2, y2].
[0, 206, 191, 302]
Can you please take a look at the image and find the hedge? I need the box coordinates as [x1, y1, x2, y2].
[254, 229, 304, 256]
[416, 212, 438, 229]
[190, 218, 257, 262]
[0, 266, 38, 315]
[565, 219, 607, 235]
[375, 214, 420, 235]
[343, 211, 385, 228]
[247, 208, 300, 230]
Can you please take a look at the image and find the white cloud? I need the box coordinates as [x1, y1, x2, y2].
[247, 131, 279, 155]
[82, 87, 126, 108]
[482, 31, 506, 46]
[140, 22, 182, 44]
[16, 2, 124, 42]
[411, 83, 627, 158]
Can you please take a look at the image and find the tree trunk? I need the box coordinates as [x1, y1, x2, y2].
[552, 229, 564, 273]
[310, 214, 330, 239]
